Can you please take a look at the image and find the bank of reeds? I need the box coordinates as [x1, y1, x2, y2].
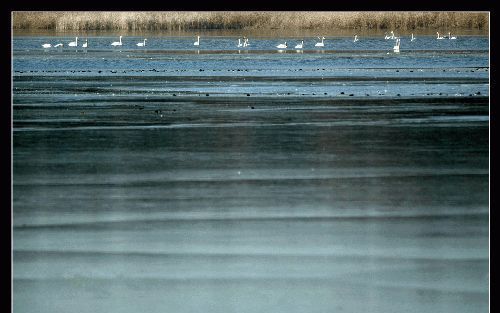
[12, 11, 489, 31]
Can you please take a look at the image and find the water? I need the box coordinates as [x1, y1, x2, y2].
[13, 32, 489, 313]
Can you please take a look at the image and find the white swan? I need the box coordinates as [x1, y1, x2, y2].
[82, 39, 88, 48]
[237, 38, 243, 47]
[194, 36, 200, 46]
[276, 41, 287, 49]
[243, 37, 249, 47]
[385, 31, 396, 40]
[111, 36, 123, 46]
[448, 32, 457, 40]
[68, 37, 78, 47]
[137, 39, 147, 47]
[294, 40, 303, 49]
[315, 36, 325, 47]
[41, 43, 52, 48]
[353, 35, 359, 42]
[411, 33, 416, 42]
[54, 43, 63, 48]
[436, 32, 445, 39]
[393, 38, 400, 53]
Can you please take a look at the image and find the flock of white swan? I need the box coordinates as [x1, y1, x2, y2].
[41, 32, 458, 52]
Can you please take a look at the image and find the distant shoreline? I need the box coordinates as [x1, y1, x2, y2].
[12, 12, 489, 33]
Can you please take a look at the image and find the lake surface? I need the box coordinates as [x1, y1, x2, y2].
[13, 33, 489, 313]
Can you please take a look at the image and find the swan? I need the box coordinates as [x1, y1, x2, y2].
[41, 43, 52, 48]
[436, 32, 445, 39]
[353, 35, 359, 42]
[237, 38, 243, 47]
[194, 35, 200, 46]
[294, 40, 304, 49]
[82, 39, 88, 48]
[68, 37, 78, 47]
[448, 32, 457, 40]
[243, 37, 249, 47]
[276, 41, 287, 49]
[137, 39, 147, 47]
[411, 33, 416, 42]
[393, 38, 400, 53]
[54, 43, 63, 48]
[385, 31, 396, 40]
[315, 36, 325, 47]
[111, 36, 123, 46]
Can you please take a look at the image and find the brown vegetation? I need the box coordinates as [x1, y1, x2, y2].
[12, 11, 489, 31]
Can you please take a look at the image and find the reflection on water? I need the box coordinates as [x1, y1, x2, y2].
[13, 33, 489, 313]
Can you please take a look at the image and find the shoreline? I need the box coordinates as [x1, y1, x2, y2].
[13, 28, 489, 37]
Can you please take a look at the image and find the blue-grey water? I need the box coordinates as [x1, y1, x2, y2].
[13, 32, 489, 313]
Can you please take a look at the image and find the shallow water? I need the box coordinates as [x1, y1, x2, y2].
[13, 34, 489, 100]
[13, 33, 489, 313]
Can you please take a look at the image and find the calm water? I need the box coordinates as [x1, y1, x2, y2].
[13, 33, 489, 313]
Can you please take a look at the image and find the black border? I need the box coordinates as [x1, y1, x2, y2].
[4, 1, 494, 312]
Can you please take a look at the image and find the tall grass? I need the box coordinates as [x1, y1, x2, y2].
[12, 11, 489, 31]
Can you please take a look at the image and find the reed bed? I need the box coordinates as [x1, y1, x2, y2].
[12, 11, 489, 31]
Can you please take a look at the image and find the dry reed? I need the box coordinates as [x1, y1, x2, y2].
[12, 11, 489, 31]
